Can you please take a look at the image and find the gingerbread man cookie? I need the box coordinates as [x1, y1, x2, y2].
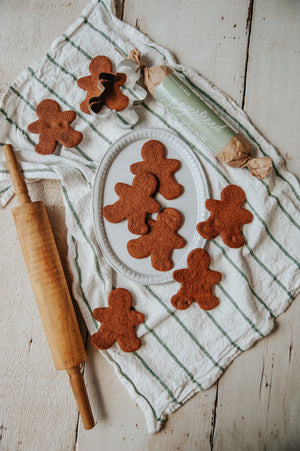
[77, 55, 129, 114]
[127, 208, 186, 271]
[27, 99, 83, 155]
[91, 288, 145, 353]
[171, 248, 222, 310]
[103, 172, 161, 235]
[130, 140, 183, 200]
[196, 185, 254, 248]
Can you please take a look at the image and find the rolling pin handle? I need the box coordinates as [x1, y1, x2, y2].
[66, 365, 95, 430]
[2, 144, 31, 205]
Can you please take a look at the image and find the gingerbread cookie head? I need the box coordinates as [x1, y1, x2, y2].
[171, 248, 222, 310]
[130, 140, 183, 200]
[197, 185, 254, 248]
[27, 99, 82, 155]
[127, 207, 186, 271]
[91, 288, 145, 352]
[103, 172, 161, 235]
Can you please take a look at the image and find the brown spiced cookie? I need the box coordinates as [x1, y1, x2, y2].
[171, 248, 222, 310]
[130, 140, 183, 200]
[91, 288, 145, 353]
[102, 172, 161, 235]
[77, 55, 129, 114]
[27, 99, 83, 155]
[196, 185, 254, 248]
[127, 208, 186, 271]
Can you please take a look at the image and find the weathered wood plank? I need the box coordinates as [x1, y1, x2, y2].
[212, 0, 300, 449]
[0, 182, 80, 450]
[244, 0, 300, 168]
[122, 0, 252, 105]
[0, 0, 88, 448]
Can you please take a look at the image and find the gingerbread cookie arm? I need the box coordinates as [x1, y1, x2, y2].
[130, 311, 145, 326]
[27, 120, 40, 134]
[205, 199, 221, 213]
[172, 234, 186, 249]
[164, 158, 181, 173]
[196, 218, 219, 240]
[130, 161, 144, 175]
[103, 200, 127, 224]
[204, 269, 222, 287]
[61, 110, 77, 123]
[77, 75, 92, 90]
[240, 208, 254, 224]
[173, 268, 189, 283]
[127, 233, 152, 259]
[102, 183, 132, 223]
[92, 307, 110, 323]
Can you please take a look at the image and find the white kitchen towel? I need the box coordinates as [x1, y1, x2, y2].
[0, 0, 299, 433]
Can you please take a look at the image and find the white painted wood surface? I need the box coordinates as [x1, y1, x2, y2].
[0, 1, 299, 449]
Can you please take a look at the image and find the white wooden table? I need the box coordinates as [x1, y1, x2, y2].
[1, 1, 299, 449]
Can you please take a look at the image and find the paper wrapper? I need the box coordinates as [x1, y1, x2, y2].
[144, 65, 272, 179]
[217, 133, 272, 179]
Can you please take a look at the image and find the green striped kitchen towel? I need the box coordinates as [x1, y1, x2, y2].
[0, 0, 299, 433]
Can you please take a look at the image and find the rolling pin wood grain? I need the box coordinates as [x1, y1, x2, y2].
[2, 144, 95, 430]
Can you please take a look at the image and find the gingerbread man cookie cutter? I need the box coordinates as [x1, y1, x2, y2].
[92, 59, 147, 128]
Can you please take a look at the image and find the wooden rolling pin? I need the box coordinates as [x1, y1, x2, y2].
[2, 144, 95, 430]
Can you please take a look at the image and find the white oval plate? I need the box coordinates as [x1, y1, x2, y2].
[92, 128, 209, 284]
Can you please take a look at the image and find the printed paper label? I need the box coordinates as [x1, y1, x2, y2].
[154, 73, 235, 153]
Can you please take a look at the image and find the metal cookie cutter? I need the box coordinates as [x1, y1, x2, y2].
[89, 60, 147, 128]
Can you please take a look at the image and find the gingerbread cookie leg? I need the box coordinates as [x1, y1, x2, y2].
[197, 293, 220, 310]
[151, 248, 175, 272]
[221, 225, 246, 248]
[118, 333, 142, 353]
[90, 329, 116, 350]
[170, 292, 193, 310]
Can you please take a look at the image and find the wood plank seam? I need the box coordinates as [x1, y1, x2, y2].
[242, 0, 255, 109]
[209, 382, 219, 450]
